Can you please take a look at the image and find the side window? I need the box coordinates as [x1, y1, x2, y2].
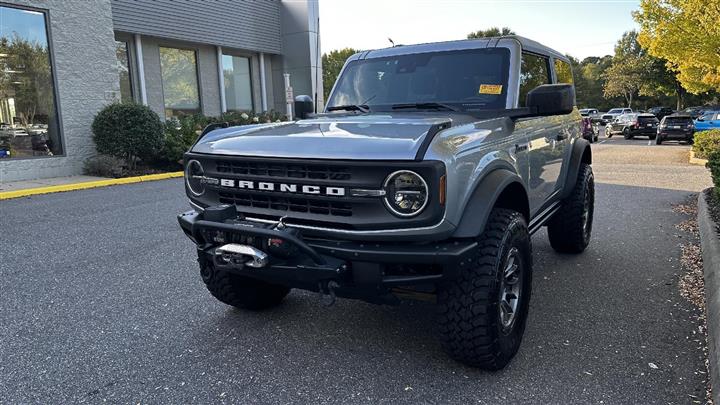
[699, 112, 714, 121]
[554, 59, 573, 84]
[519, 53, 550, 107]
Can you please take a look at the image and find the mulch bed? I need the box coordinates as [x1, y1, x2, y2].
[673, 197, 713, 403]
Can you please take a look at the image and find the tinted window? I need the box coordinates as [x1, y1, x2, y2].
[116, 41, 133, 102]
[519, 53, 550, 107]
[327, 48, 510, 112]
[664, 117, 692, 124]
[699, 112, 716, 121]
[554, 59, 573, 84]
[160, 47, 200, 118]
[0, 5, 61, 159]
[608, 108, 623, 114]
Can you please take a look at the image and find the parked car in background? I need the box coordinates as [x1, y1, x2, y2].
[695, 110, 720, 132]
[581, 117, 598, 143]
[656, 114, 695, 145]
[600, 108, 632, 125]
[606, 113, 658, 139]
[648, 107, 674, 120]
[580, 108, 602, 125]
[682, 106, 705, 119]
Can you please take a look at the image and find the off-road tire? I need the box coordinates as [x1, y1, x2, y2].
[623, 128, 633, 140]
[547, 163, 594, 253]
[437, 208, 532, 370]
[605, 126, 613, 138]
[199, 259, 290, 310]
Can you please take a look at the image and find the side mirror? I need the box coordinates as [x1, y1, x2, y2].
[294, 95, 314, 120]
[526, 84, 575, 116]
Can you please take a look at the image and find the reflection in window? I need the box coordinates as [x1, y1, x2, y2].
[0, 5, 61, 158]
[116, 41, 133, 102]
[222, 54, 252, 112]
[554, 59, 573, 84]
[518, 53, 550, 107]
[159, 47, 200, 118]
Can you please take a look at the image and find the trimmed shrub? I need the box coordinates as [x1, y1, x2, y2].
[692, 129, 720, 159]
[708, 150, 720, 199]
[91, 103, 163, 169]
[83, 154, 126, 178]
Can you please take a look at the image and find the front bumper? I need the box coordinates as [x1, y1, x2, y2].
[178, 209, 476, 303]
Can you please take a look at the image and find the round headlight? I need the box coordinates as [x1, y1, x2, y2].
[185, 160, 205, 196]
[383, 170, 429, 217]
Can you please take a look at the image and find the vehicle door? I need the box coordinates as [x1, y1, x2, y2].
[519, 52, 567, 215]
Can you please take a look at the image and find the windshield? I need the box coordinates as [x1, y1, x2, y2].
[608, 108, 624, 114]
[326, 48, 511, 112]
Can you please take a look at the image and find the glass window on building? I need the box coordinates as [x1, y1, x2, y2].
[554, 59, 573, 84]
[0, 5, 61, 159]
[159, 47, 200, 118]
[222, 54, 253, 111]
[116, 41, 133, 102]
[518, 53, 550, 107]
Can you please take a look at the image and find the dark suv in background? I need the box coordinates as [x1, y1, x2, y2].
[606, 113, 659, 139]
[656, 114, 695, 145]
[648, 107, 674, 120]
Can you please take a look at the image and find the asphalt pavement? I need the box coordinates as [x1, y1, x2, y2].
[0, 135, 713, 404]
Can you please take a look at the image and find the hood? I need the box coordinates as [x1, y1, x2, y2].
[191, 113, 462, 160]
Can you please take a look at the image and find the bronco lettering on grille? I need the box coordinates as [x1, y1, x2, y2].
[217, 178, 345, 196]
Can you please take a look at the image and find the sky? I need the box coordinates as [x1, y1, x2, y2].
[319, 0, 640, 60]
[0, 6, 47, 47]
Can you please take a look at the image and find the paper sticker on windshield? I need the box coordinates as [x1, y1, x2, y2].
[479, 84, 503, 95]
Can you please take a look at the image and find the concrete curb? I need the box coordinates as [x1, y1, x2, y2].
[698, 189, 720, 404]
[0, 171, 184, 201]
[690, 150, 709, 166]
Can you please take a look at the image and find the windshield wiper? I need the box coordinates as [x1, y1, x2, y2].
[391, 102, 461, 112]
[327, 104, 370, 113]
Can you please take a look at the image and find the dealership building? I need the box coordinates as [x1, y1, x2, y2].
[0, 0, 322, 182]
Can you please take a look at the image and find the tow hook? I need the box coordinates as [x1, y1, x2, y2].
[215, 244, 269, 268]
[318, 280, 339, 306]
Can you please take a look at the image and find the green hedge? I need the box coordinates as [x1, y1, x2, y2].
[693, 129, 720, 159]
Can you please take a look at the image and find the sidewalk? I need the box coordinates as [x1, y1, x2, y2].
[0, 172, 183, 200]
[0, 175, 107, 192]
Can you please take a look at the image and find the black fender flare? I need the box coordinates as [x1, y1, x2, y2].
[559, 138, 592, 200]
[452, 169, 529, 238]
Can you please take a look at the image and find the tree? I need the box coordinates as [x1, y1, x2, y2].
[603, 32, 646, 108]
[467, 27, 515, 39]
[634, 0, 720, 94]
[322, 48, 358, 102]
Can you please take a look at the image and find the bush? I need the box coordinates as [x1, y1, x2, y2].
[692, 129, 720, 159]
[83, 154, 126, 178]
[708, 150, 720, 199]
[91, 103, 163, 169]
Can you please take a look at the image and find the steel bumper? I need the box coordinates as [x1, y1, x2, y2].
[178, 209, 477, 302]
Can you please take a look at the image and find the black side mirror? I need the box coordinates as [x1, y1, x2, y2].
[526, 84, 575, 116]
[294, 95, 314, 120]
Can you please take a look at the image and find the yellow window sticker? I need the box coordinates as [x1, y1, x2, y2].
[479, 84, 503, 95]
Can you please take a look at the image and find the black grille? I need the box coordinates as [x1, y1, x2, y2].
[218, 191, 353, 217]
[216, 161, 351, 181]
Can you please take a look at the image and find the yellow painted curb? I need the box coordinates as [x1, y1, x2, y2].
[0, 171, 184, 201]
[690, 150, 709, 166]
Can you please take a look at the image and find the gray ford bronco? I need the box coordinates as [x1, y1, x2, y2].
[178, 36, 593, 370]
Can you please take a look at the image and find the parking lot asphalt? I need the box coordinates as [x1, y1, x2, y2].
[0, 136, 713, 404]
